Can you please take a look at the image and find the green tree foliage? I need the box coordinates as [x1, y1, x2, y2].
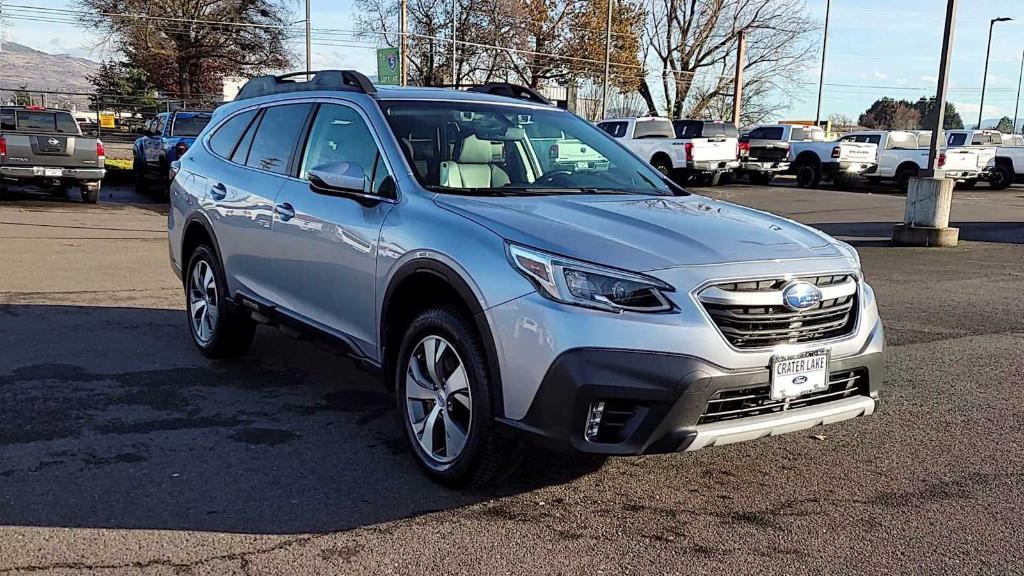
[858, 97, 964, 130]
[994, 116, 1014, 134]
[77, 0, 292, 99]
[87, 60, 158, 114]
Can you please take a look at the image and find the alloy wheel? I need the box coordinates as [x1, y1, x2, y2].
[188, 260, 219, 344]
[405, 335, 473, 464]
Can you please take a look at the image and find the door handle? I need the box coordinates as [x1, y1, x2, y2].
[274, 202, 295, 221]
[210, 182, 227, 200]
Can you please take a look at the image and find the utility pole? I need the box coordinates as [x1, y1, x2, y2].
[451, 0, 457, 85]
[600, 0, 613, 119]
[732, 30, 745, 127]
[305, 0, 312, 79]
[979, 16, 1013, 128]
[814, 0, 831, 127]
[1013, 49, 1023, 134]
[400, 0, 409, 86]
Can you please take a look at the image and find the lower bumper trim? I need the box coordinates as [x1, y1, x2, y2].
[684, 395, 875, 451]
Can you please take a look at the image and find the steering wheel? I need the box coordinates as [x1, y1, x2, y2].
[534, 170, 574, 186]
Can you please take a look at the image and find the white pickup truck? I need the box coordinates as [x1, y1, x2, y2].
[979, 136, 1024, 190]
[788, 135, 877, 188]
[838, 130, 983, 191]
[597, 117, 739, 184]
[737, 124, 824, 185]
[943, 129, 1000, 188]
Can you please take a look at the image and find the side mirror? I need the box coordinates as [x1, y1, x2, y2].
[308, 162, 368, 194]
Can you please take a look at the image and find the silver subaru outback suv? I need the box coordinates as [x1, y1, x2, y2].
[168, 71, 884, 486]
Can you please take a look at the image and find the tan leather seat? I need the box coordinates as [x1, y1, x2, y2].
[440, 135, 510, 188]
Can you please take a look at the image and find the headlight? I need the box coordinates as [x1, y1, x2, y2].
[507, 244, 674, 313]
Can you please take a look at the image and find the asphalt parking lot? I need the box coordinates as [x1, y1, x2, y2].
[1, 180, 1023, 575]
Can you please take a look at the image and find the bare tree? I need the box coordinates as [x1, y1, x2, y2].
[643, 0, 816, 120]
[77, 0, 293, 98]
[828, 112, 854, 130]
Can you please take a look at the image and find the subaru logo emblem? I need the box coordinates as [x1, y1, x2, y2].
[781, 281, 822, 311]
[47, 138, 59, 146]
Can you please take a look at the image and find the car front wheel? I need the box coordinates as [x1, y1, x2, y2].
[397, 306, 517, 487]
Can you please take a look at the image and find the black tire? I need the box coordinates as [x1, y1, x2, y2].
[81, 183, 99, 204]
[184, 244, 256, 358]
[717, 172, 734, 185]
[989, 164, 1013, 190]
[956, 179, 978, 190]
[133, 156, 150, 193]
[651, 156, 672, 177]
[396, 306, 518, 488]
[750, 172, 773, 186]
[895, 166, 918, 193]
[794, 162, 822, 188]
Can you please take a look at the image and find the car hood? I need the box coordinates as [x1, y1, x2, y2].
[434, 193, 841, 271]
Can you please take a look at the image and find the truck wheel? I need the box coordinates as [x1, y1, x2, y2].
[81, 183, 100, 204]
[750, 173, 773, 186]
[396, 306, 518, 488]
[185, 244, 256, 358]
[988, 164, 1013, 190]
[133, 157, 150, 193]
[895, 166, 918, 193]
[651, 156, 673, 177]
[795, 162, 822, 188]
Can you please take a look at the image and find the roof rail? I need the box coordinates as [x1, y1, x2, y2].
[465, 83, 552, 105]
[236, 70, 377, 101]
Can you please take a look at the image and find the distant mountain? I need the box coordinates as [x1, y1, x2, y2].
[0, 42, 100, 97]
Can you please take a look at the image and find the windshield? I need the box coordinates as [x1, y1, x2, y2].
[171, 115, 211, 137]
[379, 100, 674, 196]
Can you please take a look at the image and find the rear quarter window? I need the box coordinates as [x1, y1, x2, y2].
[171, 115, 212, 137]
[598, 121, 627, 138]
[673, 121, 702, 138]
[208, 110, 257, 160]
[749, 127, 784, 140]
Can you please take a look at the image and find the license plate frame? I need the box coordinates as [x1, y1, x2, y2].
[770, 349, 829, 401]
[43, 168, 63, 177]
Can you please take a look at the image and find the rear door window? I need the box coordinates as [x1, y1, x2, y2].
[246, 103, 313, 175]
[171, 115, 212, 137]
[673, 120, 703, 138]
[208, 110, 257, 159]
[748, 126, 784, 140]
[598, 121, 627, 138]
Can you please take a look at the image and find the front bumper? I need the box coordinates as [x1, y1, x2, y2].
[499, 343, 883, 455]
[1, 166, 106, 181]
[739, 160, 790, 173]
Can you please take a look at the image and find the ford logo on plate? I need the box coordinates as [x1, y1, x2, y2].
[781, 281, 823, 311]
[792, 375, 808, 385]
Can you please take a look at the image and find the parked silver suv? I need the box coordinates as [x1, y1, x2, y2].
[168, 71, 884, 486]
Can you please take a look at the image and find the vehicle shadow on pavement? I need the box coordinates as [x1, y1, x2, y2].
[0, 304, 601, 535]
[813, 221, 1024, 245]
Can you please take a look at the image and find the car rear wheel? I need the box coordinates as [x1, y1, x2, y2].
[185, 245, 256, 358]
[988, 164, 1013, 190]
[397, 306, 517, 487]
[651, 156, 672, 177]
[895, 166, 918, 193]
[795, 162, 821, 188]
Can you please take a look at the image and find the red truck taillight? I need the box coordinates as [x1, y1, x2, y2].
[738, 140, 750, 158]
[831, 146, 841, 159]
[684, 142, 694, 161]
[938, 152, 946, 168]
[0, 136, 6, 156]
[96, 140, 105, 159]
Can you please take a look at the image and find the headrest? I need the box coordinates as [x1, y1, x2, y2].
[456, 134, 496, 164]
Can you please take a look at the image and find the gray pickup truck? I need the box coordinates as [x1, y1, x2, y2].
[0, 106, 105, 203]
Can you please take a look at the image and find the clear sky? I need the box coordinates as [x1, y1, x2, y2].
[5, 0, 1024, 124]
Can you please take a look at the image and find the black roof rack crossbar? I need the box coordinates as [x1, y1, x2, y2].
[465, 83, 552, 105]
[236, 70, 378, 100]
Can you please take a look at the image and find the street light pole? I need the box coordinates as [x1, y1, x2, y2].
[600, 0, 613, 120]
[979, 16, 1013, 129]
[305, 0, 312, 79]
[814, 0, 831, 127]
[925, 0, 959, 176]
[451, 0, 457, 85]
[1014, 49, 1024, 134]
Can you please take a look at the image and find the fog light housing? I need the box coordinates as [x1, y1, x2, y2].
[585, 401, 605, 441]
